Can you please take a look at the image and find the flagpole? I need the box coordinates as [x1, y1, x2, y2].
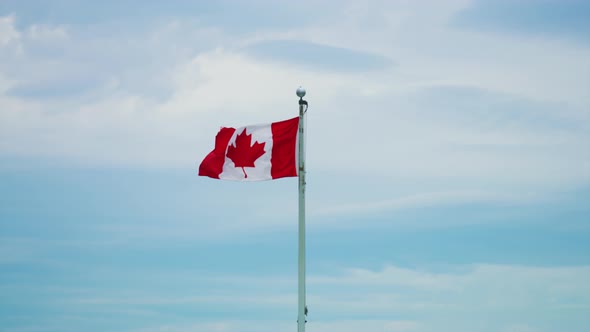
[296, 86, 308, 332]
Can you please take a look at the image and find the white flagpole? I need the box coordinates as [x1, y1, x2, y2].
[296, 87, 307, 332]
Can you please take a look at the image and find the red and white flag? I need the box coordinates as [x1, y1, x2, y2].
[199, 117, 299, 181]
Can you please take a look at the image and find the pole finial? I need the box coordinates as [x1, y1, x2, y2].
[296, 86, 306, 98]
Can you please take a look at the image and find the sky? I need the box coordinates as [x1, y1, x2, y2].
[0, 0, 589, 331]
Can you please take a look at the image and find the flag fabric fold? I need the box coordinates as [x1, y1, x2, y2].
[199, 117, 299, 181]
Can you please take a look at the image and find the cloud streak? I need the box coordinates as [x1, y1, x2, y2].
[3, 263, 588, 332]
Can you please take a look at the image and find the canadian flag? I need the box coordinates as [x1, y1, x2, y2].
[199, 117, 299, 181]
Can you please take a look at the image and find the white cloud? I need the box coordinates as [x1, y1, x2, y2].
[159, 48, 336, 117]
[305, 263, 590, 332]
[21, 263, 587, 332]
[281, 0, 590, 108]
[0, 15, 20, 46]
[0, 3, 588, 193]
[26, 24, 68, 42]
[311, 190, 540, 218]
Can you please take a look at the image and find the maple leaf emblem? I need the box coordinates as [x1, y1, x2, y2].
[226, 129, 266, 178]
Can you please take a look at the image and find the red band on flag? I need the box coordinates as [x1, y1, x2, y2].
[271, 117, 299, 179]
[198, 127, 236, 179]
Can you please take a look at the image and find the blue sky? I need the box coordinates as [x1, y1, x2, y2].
[1, 1, 589, 332]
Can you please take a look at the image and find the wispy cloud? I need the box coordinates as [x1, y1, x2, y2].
[452, 0, 590, 43]
[312, 190, 539, 218]
[242, 39, 394, 72]
[4, 263, 586, 332]
[0, 14, 19, 45]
